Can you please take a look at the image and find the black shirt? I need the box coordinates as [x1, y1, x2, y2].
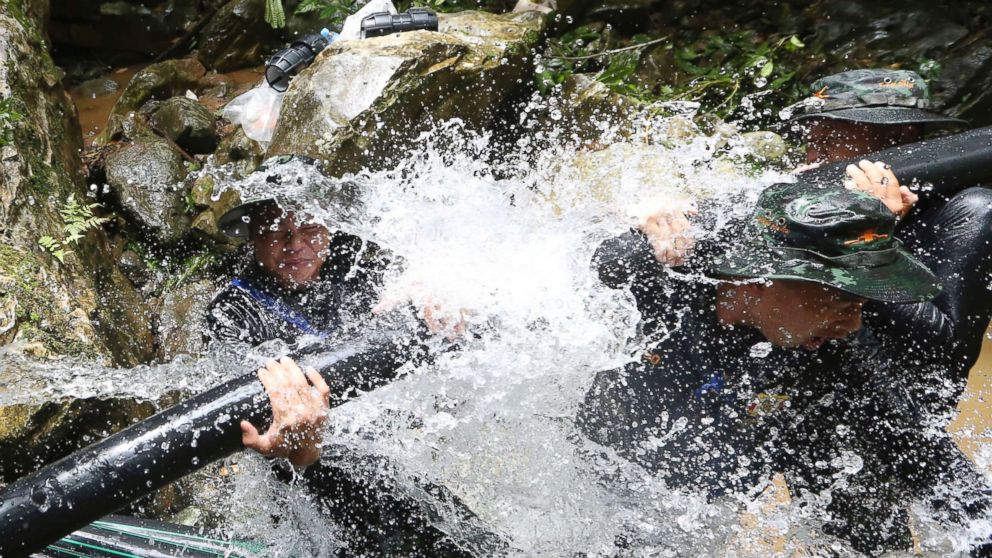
[577, 230, 836, 496]
[578, 229, 991, 553]
[207, 233, 388, 349]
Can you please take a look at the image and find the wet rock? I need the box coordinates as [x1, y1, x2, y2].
[268, 10, 546, 175]
[150, 96, 219, 154]
[555, 73, 640, 143]
[156, 279, 215, 360]
[196, 0, 280, 72]
[937, 44, 992, 125]
[187, 172, 243, 242]
[738, 131, 787, 161]
[0, 5, 154, 365]
[75, 76, 119, 99]
[96, 58, 207, 145]
[0, 292, 17, 345]
[213, 127, 265, 178]
[50, 0, 203, 56]
[118, 249, 149, 287]
[105, 138, 190, 243]
[566, 140, 749, 206]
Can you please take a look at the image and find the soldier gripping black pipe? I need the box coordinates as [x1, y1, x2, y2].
[579, 69, 992, 555]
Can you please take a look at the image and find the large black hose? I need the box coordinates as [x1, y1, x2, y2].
[797, 125, 992, 196]
[0, 337, 418, 556]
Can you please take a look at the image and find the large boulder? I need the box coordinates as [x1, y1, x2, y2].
[0, 2, 154, 365]
[95, 57, 207, 145]
[268, 10, 547, 176]
[105, 137, 191, 243]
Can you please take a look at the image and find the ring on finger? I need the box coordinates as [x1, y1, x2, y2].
[881, 177, 890, 186]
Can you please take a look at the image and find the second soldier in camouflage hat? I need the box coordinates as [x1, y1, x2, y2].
[787, 68, 966, 130]
[713, 181, 940, 303]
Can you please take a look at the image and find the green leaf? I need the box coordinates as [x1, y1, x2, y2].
[295, 0, 321, 13]
[759, 60, 774, 78]
[265, 0, 287, 28]
[788, 35, 805, 49]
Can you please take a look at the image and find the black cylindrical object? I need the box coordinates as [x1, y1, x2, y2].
[798, 125, 992, 197]
[265, 32, 332, 92]
[0, 339, 416, 557]
[361, 8, 439, 39]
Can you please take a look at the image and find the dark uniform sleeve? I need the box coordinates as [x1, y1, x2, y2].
[206, 286, 280, 349]
[580, 231, 677, 457]
[592, 229, 678, 321]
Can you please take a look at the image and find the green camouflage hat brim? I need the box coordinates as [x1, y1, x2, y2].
[792, 106, 967, 130]
[712, 242, 941, 303]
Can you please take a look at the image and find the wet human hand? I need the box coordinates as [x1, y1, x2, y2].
[372, 285, 471, 340]
[241, 357, 330, 468]
[629, 197, 698, 266]
[844, 160, 918, 218]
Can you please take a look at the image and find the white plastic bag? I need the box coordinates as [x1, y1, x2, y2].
[338, 0, 398, 40]
[221, 84, 285, 144]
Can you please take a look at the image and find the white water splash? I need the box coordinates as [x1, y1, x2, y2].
[5, 107, 988, 556]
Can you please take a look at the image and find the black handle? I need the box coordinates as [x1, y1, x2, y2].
[265, 32, 331, 92]
[361, 8, 439, 39]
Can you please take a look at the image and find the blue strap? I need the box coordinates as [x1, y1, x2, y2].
[694, 372, 725, 399]
[230, 277, 328, 338]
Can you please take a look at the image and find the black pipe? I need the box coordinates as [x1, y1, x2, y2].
[797, 125, 992, 197]
[0, 337, 418, 556]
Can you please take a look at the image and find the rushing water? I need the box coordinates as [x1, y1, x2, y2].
[2, 105, 990, 556]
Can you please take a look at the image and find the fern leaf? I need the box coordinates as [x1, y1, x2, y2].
[265, 0, 287, 28]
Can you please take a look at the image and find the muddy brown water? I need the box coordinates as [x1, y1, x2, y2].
[70, 65, 143, 145]
[949, 330, 992, 468]
[69, 64, 264, 146]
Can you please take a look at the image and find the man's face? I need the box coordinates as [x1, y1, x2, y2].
[749, 280, 865, 351]
[250, 208, 330, 290]
[804, 119, 922, 164]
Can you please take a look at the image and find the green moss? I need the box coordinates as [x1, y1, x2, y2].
[0, 245, 98, 358]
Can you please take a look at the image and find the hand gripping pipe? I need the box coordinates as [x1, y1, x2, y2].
[0, 338, 417, 556]
[797, 125, 992, 195]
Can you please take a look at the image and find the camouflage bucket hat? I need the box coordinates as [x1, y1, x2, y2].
[712, 182, 941, 303]
[787, 69, 966, 130]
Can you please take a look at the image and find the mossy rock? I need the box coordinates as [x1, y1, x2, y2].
[0, 245, 101, 359]
[149, 96, 219, 154]
[95, 58, 207, 145]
